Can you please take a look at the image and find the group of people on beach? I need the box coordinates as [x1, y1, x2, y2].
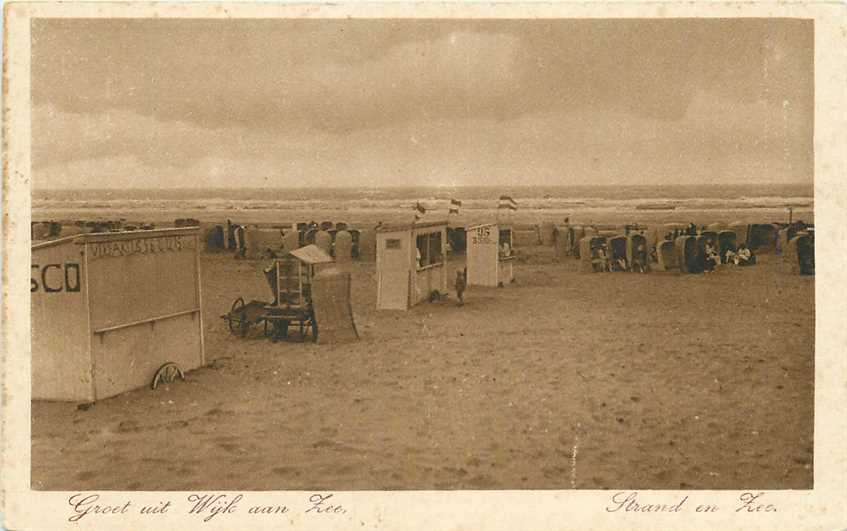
[702, 242, 754, 271]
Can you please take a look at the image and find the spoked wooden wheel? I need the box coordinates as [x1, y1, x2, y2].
[228, 297, 250, 337]
[151, 362, 185, 390]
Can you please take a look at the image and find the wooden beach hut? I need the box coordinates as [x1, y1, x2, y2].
[466, 223, 515, 287]
[376, 220, 448, 310]
[31, 227, 205, 402]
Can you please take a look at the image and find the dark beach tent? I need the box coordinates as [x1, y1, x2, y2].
[626, 233, 650, 272]
[728, 222, 750, 247]
[748, 223, 779, 253]
[335, 222, 349, 232]
[796, 234, 815, 275]
[579, 236, 607, 273]
[206, 224, 225, 251]
[320, 221, 334, 232]
[304, 228, 318, 246]
[349, 229, 361, 259]
[447, 226, 467, 253]
[296, 222, 308, 233]
[717, 230, 737, 263]
[655, 240, 677, 271]
[699, 230, 718, 248]
[785, 233, 814, 275]
[606, 235, 627, 271]
[675, 235, 699, 274]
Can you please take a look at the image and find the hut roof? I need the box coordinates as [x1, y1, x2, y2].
[376, 220, 448, 233]
[288, 244, 334, 264]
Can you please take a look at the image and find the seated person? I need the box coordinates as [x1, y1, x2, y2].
[632, 244, 648, 273]
[704, 243, 719, 271]
[499, 241, 512, 258]
[724, 247, 736, 265]
[734, 244, 753, 266]
[592, 247, 608, 272]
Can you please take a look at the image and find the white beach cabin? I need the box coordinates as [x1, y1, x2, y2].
[376, 221, 448, 310]
[31, 227, 205, 402]
[465, 223, 515, 287]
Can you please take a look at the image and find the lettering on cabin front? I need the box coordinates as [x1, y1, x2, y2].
[88, 235, 196, 259]
[471, 226, 493, 245]
[31, 263, 81, 293]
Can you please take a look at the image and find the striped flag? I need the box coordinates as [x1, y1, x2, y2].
[449, 198, 462, 215]
[413, 202, 426, 221]
[498, 195, 518, 211]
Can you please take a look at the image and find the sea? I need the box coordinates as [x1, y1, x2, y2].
[32, 184, 814, 226]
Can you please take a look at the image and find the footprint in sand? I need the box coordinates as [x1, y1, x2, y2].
[204, 407, 235, 417]
[116, 420, 140, 433]
[311, 439, 339, 450]
[217, 441, 241, 453]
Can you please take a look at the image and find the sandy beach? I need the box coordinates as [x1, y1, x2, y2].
[31, 242, 814, 491]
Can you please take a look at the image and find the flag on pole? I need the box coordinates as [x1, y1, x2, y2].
[448, 198, 462, 215]
[414, 202, 426, 221]
[498, 195, 518, 211]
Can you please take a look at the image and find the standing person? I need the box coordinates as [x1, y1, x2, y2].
[687, 223, 697, 236]
[455, 269, 467, 306]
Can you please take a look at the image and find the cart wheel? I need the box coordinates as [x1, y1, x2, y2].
[151, 362, 185, 390]
[228, 297, 246, 336]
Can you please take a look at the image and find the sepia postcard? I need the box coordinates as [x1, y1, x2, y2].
[2, 2, 846, 530]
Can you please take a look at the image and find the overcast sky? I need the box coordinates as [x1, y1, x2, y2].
[32, 18, 813, 189]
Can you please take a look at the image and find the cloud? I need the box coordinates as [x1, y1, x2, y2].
[30, 18, 814, 188]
